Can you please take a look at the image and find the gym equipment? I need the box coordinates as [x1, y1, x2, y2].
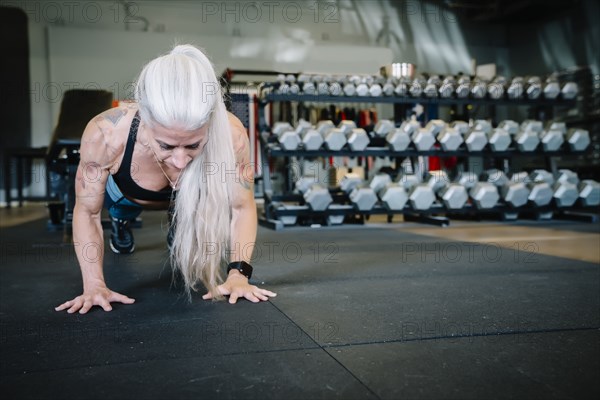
[507, 77, 524, 99]
[347, 128, 370, 151]
[578, 180, 600, 206]
[394, 82, 408, 96]
[455, 76, 470, 98]
[539, 127, 565, 152]
[561, 82, 578, 99]
[498, 120, 519, 136]
[409, 77, 425, 97]
[514, 130, 540, 152]
[464, 127, 488, 152]
[386, 128, 411, 151]
[483, 170, 529, 208]
[526, 170, 554, 206]
[373, 119, 395, 137]
[455, 171, 478, 189]
[566, 128, 590, 151]
[525, 76, 542, 99]
[272, 122, 293, 137]
[439, 76, 455, 98]
[278, 129, 301, 150]
[295, 177, 333, 212]
[437, 127, 464, 151]
[542, 77, 560, 99]
[340, 173, 363, 194]
[397, 173, 436, 210]
[449, 120, 469, 135]
[470, 79, 487, 99]
[469, 182, 500, 209]
[502, 172, 530, 208]
[426, 170, 468, 209]
[302, 81, 317, 95]
[488, 128, 512, 151]
[323, 128, 347, 151]
[382, 79, 396, 96]
[343, 81, 357, 96]
[424, 75, 441, 98]
[409, 183, 436, 210]
[487, 76, 506, 99]
[302, 129, 323, 151]
[412, 120, 444, 151]
[378, 184, 409, 211]
[317, 120, 335, 136]
[329, 82, 343, 96]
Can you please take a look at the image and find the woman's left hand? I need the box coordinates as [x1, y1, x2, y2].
[202, 272, 277, 304]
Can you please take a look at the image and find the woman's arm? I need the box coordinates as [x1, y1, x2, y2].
[55, 108, 135, 314]
[202, 113, 276, 304]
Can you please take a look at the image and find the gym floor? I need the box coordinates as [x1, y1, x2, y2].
[1, 204, 599, 399]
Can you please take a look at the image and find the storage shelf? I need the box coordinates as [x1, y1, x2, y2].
[262, 93, 577, 107]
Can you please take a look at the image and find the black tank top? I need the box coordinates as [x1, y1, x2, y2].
[112, 112, 174, 202]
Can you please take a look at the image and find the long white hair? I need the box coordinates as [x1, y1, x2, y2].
[135, 44, 234, 300]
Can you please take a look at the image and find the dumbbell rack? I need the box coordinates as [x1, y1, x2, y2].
[257, 87, 593, 229]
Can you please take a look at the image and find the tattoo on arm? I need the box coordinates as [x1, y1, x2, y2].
[104, 108, 127, 126]
[235, 133, 253, 191]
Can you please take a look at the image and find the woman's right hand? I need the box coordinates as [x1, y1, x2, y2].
[55, 285, 135, 314]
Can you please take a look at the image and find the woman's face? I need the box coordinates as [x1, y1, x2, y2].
[147, 123, 209, 170]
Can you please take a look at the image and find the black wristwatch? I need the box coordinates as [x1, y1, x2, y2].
[227, 261, 253, 279]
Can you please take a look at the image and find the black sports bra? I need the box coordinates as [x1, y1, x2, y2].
[112, 112, 174, 202]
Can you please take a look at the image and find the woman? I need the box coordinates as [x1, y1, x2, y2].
[55, 44, 276, 314]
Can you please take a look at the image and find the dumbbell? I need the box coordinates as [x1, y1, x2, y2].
[387, 120, 419, 151]
[470, 78, 487, 99]
[409, 76, 426, 97]
[301, 81, 317, 95]
[539, 121, 566, 151]
[507, 76, 524, 99]
[498, 120, 519, 137]
[455, 76, 471, 98]
[482, 169, 530, 208]
[552, 169, 579, 207]
[272, 122, 301, 151]
[372, 120, 395, 137]
[469, 181, 500, 209]
[531, 169, 579, 208]
[382, 78, 396, 96]
[412, 120, 445, 151]
[464, 120, 490, 152]
[397, 173, 436, 210]
[566, 128, 590, 151]
[578, 180, 600, 206]
[343, 75, 360, 96]
[394, 77, 410, 96]
[525, 170, 554, 206]
[295, 177, 333, 211]
[329, 81, 343, 96]
[339, 173, 377, 211]
[561, 82, 578, 100]
[292, 120, 323, 151]
[426, 170, 469, 209]
[455, 171, 478, 190]
[338, 120, 370, 151]
[487, 76, 506, 100]
[515, 120, 542, 152]
[368, 173, 408, 211]
[526, 169, 580, 208]
[543, 76, 560, 99]
[317, 120, 347, 151]
[424, 75, 441, 98]
[437, 125, 464, 151]
[439, 75, 456, 98]
[473, 119, 511, 152]
[525, 76, 542, 99]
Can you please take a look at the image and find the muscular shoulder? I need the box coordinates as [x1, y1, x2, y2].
[79, 105, 138, 168]
[227, 112, 248, 157]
